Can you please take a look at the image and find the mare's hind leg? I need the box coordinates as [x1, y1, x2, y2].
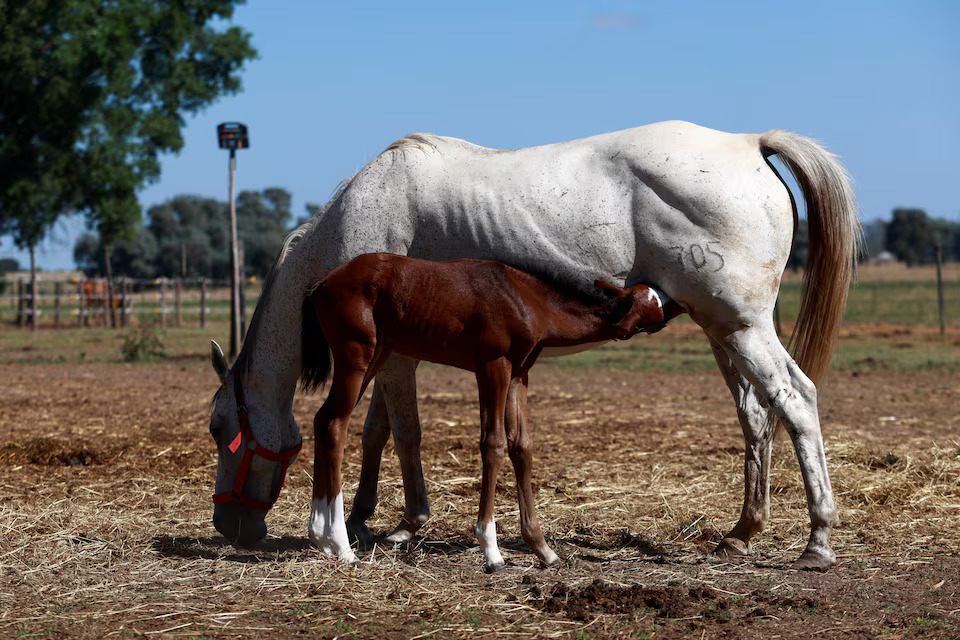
[345, 382, 389, 548]
[708, 337, 775, 558]
[505, 374, 559, 567]
[475, 358, 511, 572]
[709, 323, 836, 570]
[378, 355, 430, 543]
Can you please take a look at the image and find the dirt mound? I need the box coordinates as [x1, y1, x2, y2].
[0, 437, 104, 466]
[542, 578, 717, 620]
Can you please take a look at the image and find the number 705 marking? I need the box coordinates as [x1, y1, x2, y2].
[667, 242, 725, 272]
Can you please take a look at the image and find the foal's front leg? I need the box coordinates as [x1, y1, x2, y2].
[475, 359, 511, 572]
[310, 346, 373, 563]
[505, 375, 559, 567]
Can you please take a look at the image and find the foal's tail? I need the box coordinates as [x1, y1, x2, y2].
[300, 291, 332, 392]
[760, 131, 862, 386]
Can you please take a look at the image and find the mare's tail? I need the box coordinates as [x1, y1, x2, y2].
[300, 291, 332, 392]
[759, 131, 862, 386]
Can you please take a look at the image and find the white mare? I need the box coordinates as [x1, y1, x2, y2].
[207, 120, 859, 570]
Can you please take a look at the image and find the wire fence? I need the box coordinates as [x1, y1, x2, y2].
[1, 276, 261, 329]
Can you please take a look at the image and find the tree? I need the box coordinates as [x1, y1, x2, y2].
[886, 208, 931, 266]
[76, 189, 293, 280]
[1, 0, 257, 306]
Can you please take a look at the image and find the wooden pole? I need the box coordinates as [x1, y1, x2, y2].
[934, 242, 945, 337]
[228, 148, 242, 358]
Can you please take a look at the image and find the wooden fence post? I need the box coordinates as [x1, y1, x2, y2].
[54, 281, 61, 328]
[159, 277, 166, 328]
[77, 279, 84, 327]
[175, 277, 182, 327]
[934, 242, 945, 337]
[200, 278, 207, 329]
[17, 280, 24, 327]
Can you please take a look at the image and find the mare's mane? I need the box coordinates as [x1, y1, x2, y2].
[232, 181, 351, 383]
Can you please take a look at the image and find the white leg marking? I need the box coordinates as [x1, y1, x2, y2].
[328, 492, 357, 563]
[475, 519, 505, 571]
[309, 497, 334, 556]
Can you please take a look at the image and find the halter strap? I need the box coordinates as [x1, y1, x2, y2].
[212, 369, 302, 511]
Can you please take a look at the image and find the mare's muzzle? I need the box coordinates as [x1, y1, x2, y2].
[212, 370, 301, 544]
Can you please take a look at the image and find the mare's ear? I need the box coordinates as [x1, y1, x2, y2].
[211, 340, 229, 386]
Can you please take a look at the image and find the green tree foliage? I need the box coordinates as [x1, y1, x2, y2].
[886, 208, 932, 266]
[0, 0, 256, 260]
[74, 188, 293, 279]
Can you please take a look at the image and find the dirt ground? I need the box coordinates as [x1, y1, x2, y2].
[1, 327, 959, 638]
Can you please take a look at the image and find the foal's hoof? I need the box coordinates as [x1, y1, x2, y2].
[484, 560, 507, 574]
[713, 537, 751, 558]
[792, 548, 835, 572]
[538, 548, 561, 568]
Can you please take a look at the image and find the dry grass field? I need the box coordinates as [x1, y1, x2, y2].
[1, 263, 959, 639]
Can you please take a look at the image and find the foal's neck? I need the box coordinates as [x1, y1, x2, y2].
[541, 295, 617, 345]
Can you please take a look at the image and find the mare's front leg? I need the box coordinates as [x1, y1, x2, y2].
[377, 355, 430, 543]
[708, 337, 775, 558]
[505, 374, 559, 567]
[347, 354, 429, 545]
[310, 343, 373, 563]
[475, 358, 511, 572]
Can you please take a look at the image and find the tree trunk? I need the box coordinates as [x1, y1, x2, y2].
[103, 242, 117, 328]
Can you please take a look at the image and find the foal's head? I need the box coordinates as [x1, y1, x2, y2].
[595, 281, 676, 339]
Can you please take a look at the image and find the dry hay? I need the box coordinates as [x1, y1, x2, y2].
[1, 363, 958, 638]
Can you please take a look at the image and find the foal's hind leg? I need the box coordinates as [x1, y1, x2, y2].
[709, 323, 836, 570]
[708, 338, 775, 558]
[505, 374, 559, 567]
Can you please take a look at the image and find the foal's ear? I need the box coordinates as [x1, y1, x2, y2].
[210, 340, 230, 386]
[594, 279, 624, 295]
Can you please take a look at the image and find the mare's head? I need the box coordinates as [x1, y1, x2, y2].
[208, 341, 302, 546]
[595, 281, 679, 339]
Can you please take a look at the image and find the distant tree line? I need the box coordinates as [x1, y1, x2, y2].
[786, 208, 960, 269]
[73, 188, 297, 280]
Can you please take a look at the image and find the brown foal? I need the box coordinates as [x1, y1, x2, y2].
[302, 252, 679, 571]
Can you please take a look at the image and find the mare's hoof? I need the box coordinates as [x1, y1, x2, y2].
[713, 537, 751, 558]
[384, 527, 414, 544]
[346, 520, 374, 548]
[792, 549, 835, 572]
[484, 560, 507, 574]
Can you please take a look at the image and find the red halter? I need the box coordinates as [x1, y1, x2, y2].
[212, 369, 302, 511]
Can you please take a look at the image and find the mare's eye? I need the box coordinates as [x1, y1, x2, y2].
[209, 422, 222, 445]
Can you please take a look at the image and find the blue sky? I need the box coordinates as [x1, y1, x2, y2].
[4, 0, 959, 270]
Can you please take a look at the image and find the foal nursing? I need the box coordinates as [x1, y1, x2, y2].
[302, 252, 680, 571]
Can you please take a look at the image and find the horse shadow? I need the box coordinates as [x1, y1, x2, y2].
[151, 534, 312, 563]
